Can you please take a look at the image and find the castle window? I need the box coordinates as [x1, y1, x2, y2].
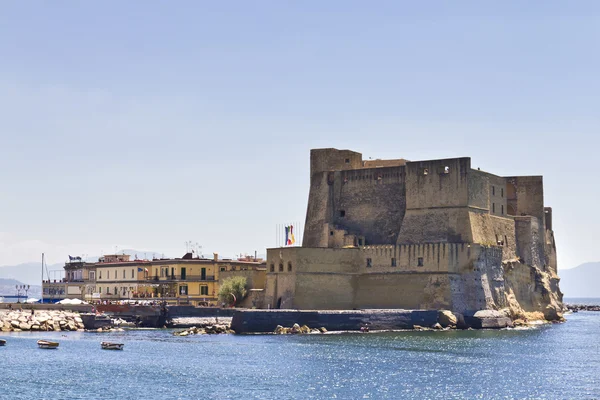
[279, 263, 284, 272]
[504, 235, 508, 246]
[221, 267, 226, 272]
[421, 168, 429, 176]
[492, 186, 495, 196]
[492, 203, 495, 213]
[391, 258, 397, 267]
[270, 264, 274, 272]
[131, 269, 134, 278]
[288, 262, 292, 272]
[123, 270, 125, 279]
[437, 166, 450, 174]
[99, 271, 102, 279]
[345, 158, 350, 164]
[339, 210, 346, 217]
[501, 188, 504, 198]
[201, 286, 208, 295]
[330, 231, 334, 236]
[358, 238, 364, 246]
[366, 258, 372, 268]
[501, 205, 504, 215]
[417, 257, 424, 267]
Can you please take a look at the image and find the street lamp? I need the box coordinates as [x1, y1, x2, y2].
[15, 284, 29, 303]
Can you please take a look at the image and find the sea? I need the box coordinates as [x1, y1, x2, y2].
[1, 299, 599, 400]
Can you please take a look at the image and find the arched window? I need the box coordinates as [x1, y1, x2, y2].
[270, 264, 275, 272]
[279, 263, 284, 272]
[287, 262, 292, 272]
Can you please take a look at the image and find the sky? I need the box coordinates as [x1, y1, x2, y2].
[0, 1, 598, 270]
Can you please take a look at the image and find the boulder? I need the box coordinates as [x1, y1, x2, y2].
[543, 305, 563, 321]
[274, 325, 285, 334]
[31, 324, 40, 331]
[291, 323, 301, 334]
[11, 320, 20, 328]
[300, 325, 311, 334]
[438, 310, 458, 327]
[319, 327, 327, 333]
[431, 323, 443, 330]
[19, 322, 31, 330]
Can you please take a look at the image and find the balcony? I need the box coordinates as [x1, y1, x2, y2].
[147, 274, 215, 282]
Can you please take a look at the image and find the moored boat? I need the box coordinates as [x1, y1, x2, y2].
[101, 341, 124, 350]
[0, 339, 6, 346]
[38, 340, 59, 349]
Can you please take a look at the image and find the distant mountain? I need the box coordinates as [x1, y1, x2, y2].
[0, 278, 42, 299]
[0, 261, 63, 286]
[560, 263, 600, 298]
[0, 249, 164, 286]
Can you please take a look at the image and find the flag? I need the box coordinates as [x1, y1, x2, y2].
[144, 268, 148, 272]
[285, 225, 296, 246]
[137, 268, 143, 272]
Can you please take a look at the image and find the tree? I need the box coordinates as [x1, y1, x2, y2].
[218, 276, 247, 307]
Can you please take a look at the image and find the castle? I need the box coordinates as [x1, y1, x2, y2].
[265, 148, 563, 320]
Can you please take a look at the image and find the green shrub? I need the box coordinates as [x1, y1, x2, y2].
[218, 276, 247, 306]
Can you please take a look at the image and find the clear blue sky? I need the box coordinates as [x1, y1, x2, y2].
[0, 1, 598, 269]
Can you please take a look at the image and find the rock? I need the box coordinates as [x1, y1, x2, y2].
[11, 320, 20, 328]
[472, 310, 505, 319]
[438, 310, 458, 327]
[19, 322, 31, 331]
[291, 323, 301, 334]
[300, 325, 311, 334]
[31, 324, 40, 331]
[67, 322, 76, 331]
[543, 305, 563, 321]
[319, 327, 327, 333]
[179, 331, 189, 336]
[432, 323, 443, 330]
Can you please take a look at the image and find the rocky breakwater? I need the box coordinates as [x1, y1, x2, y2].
[0, 309, 85, 332]
[566, 304, 600, 312]
[274, 324, 327, 334]
[174, 324, 234, 336]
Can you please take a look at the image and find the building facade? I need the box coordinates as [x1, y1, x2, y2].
[43, 253, 266, 306]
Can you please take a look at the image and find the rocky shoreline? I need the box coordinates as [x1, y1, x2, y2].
[1, 309, 85, 332]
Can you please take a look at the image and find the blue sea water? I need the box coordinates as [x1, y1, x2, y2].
[2, 311, 600, 400]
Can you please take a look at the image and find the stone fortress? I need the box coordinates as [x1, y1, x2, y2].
[265, 148, 563, 321]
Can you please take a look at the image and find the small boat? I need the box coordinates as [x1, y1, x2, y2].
[0, 339, 6, 346]
[38, 340, 59, 349]
[101, 342, 124, 350]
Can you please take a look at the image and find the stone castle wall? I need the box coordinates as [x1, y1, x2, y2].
[270, 148, 562, 321]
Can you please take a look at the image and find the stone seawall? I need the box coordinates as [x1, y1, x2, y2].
[231, 309, 515, 333]
[231, 309, 440, 333]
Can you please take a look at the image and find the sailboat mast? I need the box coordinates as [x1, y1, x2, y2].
[41, 253, 44, 304]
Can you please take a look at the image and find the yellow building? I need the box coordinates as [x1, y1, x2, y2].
[78, 252, 266, 306]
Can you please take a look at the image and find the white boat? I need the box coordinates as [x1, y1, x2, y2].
[0, 339, 6, 346]
[101, 342, 124, 350]
[38, 340, 59, 349]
